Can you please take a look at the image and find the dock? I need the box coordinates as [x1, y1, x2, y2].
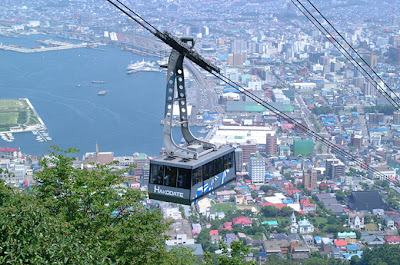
[0, 39, 106, 53]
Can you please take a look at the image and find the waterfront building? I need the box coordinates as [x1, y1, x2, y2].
[0, 147, 21, 159]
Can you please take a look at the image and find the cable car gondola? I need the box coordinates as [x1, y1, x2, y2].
[148, 37, 236, 205]
[149, 146, 235, 205]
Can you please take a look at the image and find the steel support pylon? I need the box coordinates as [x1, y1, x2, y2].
[162, 38, 216, 159]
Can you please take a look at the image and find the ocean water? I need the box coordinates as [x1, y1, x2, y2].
[0, 34, 204, 157]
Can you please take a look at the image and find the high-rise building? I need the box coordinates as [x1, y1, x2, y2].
[248, 152, 266, 184]
[235, 148, 243, 172]
[362, 81, 376, 96]
[389, 46, 400, 62]
[325, 159, 345, 179]
[266, 135, 278, 156]
[368, 113, 384, 124]
[303, 169, 317, 189]
[350, 134, 363, 149]
[240, 141, 257, 164]
[393, 111, 400, 125]
[230, 39, 247, 53]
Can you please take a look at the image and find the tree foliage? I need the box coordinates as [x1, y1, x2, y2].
[359, 245, 400, 265]
[0, 147, 198, 264]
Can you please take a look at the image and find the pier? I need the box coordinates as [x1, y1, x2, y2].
[0, 39, 106, 53]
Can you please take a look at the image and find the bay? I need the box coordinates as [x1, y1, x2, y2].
[0, 34, 205, 157]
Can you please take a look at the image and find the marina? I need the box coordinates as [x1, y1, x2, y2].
[33, 129, 52, 143]
[0, 132, 14, 142]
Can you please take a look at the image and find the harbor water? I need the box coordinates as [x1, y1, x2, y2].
[0, 34, 206, 157]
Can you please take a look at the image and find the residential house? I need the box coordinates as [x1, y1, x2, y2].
[303, 235, 314, 245]
[165, 220, 195, 246]
[192, 223, 201, 235]
[300, 199, 316, 213]
[348, 211, 365, 230]
[321, 237, 333, 251]
[382, 214, 396, 229]
[385, 236, 400, 245]
[216, 190, 236, 202]
[338, 232, 357, 244]
[210, 230, 220, 244]
[225, 233, 239, 247]
[264, 239, 290, 256]
[346, 244, 360, 253]
[334, 240, 347, 250]
[206, 207, 216, 220]
[361, 234, 385, 246]
[233, 216, 253, 228]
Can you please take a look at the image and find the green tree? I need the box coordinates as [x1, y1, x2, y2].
[210, 240, 256, 265]
[260, 185, 277, 192]
[335, 190, 346, 201]
[361, 245, 400, 265]
[279, 206, 293, 217]
[261, 205, 279, 217]
[0, 146, 197, 264]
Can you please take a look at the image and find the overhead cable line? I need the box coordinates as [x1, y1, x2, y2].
[105, 0, 392, 180]
[304, 0, 400, 106]
[291, 0, 400, 111]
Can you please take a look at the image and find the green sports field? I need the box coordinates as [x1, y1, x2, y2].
[0, 99, 41, 132]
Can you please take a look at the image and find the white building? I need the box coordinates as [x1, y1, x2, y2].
[292, 83, 317, 90]
[248, 152, 266, 184]
[247, 79, 262, 91]
[290, 212, 315, 234]
[165, 220, 195, 246]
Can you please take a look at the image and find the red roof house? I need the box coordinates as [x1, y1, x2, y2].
[233, 216, 252, 227]
[385, 236, 400, 245]
[210, 230, 219, 236]
[334, 240, 347, 249]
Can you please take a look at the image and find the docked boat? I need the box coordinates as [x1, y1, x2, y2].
[98, 91, 107, 95]
[126, 60, 160, 74]
[46, 137, 52, 141]
[92, 81, 105, 84]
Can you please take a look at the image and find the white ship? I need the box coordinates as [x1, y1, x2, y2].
[126, 60, 161, 74]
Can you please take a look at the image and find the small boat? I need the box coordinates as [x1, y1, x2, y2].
[32, 130, 38, 135]
[98, 91, 107, 95]
[76, 84, 81, 87]
[199, 128, 209, 134]
[92, 81, 105, 84]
